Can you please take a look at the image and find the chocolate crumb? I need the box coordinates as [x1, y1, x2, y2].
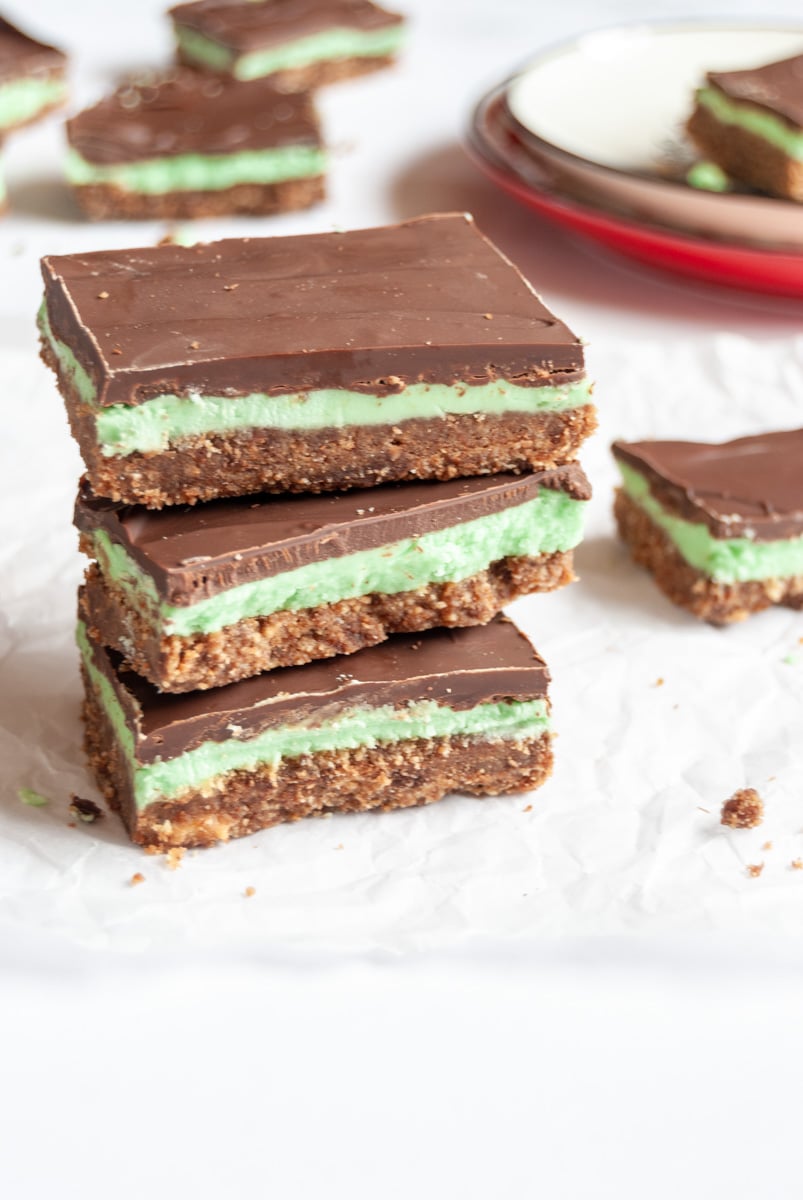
[244, 886, 256, 898]
[721, 788, 764, 829]
[746, 863, 764, 878]
[130, 872, 145, 886]
[69, 795, 104, 823]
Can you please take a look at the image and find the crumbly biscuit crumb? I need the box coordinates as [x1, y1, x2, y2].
[746, 863, 764, 878]
[244, 886, 256, 898]
[69, 794, 103, 822]
[721, 788, 764, 829]
[130, 872, 145, 886]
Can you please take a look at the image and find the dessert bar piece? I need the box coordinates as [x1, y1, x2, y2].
[170, 0, 404, 90]
[39, 213, 595, 508]
[66, 70, 325, 221]
[612, 429, 803, 624]
[687, 53, 803, 201]
[0, 15, 66, 136]
[79, 613, 554, 849]
[76, 464, 591, 692]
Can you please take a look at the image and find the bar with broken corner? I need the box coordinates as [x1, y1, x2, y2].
[65, 70, 326, 221]
[78, 613, 554, 849]
[169, 0, 405, 90]
[0, 15, 66, 136]
[612, 429, 803, 624]
[687, 52, 803, 202]
[38, 213, 596, 508]
[75, 464, 591, 692]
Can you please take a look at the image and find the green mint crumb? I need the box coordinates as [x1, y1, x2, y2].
[685, 161, 731, 192]
[18, 787, 49, 807]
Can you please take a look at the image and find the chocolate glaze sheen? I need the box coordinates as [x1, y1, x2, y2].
[41, 214, 586, 405]
[75, 465, 591, 604]
[85, 614, 551, 762]
[709, 52, 803, 129]
[169, 0, 404, 52]
[613, 428, 803, 540]
[67, 72, 321, 164]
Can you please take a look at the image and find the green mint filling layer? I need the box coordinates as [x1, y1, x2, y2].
[77, 620, 548, 809]
[0, 76, 65, 130]
[65, 144, 326, 195]
[176, 23, 405, 81]
[698, 86, 803, 161]
[91, 485, 585, 637]
[619, 461, 803, 583]
[38, 301, 593, 458]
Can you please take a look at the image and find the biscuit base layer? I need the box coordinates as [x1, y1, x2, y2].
[40, 339, 596, 506]
[687, 103, 803, 201]
[81, 666, 553, 849]
[79, 549, 575, 692]
[175, 50, 395, 91]
[70, 174, 325, 221]
[615, 489, 803, 624]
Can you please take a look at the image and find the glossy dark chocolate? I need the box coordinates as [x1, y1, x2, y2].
[75, 465, 591, 605]
[613, 428, 803, 540]
[85, 614, 550, 763]
[169, 0, 403, 53]
[0, 15, 65, 84]
[67, 71, 320, 165]
[41, 213, 585, 407]
[709, 53, 803, 130]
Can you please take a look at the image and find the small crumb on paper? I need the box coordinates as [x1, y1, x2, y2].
[244, 886, 256, 898]
[130, 873, 145, 887]
[791, 859, 803, 872]
[69, 795, 103, 823]
[761, 841, 773, 852]
[18, 787, 48, 807]
[654, 677, 664, 687]
[721, 788, 763, 829]
[165, 847, 185, 871]
[522, 804, 533, 813]
[335, 844, 344, 851]
[746, 863, 764, 879]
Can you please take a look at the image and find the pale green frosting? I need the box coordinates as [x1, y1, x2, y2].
[0, 76, 65, 130]
[90, 483, 586, 637]
[619, 461, 803, 583]
[698, 85, 803, 160]
[65, 144, 326, 195]
[38, 302, 594, 458]
[175, 23, 405, 81]
[77, 620, 549, 809]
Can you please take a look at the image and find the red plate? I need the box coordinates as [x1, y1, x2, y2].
[467, 81, 803, 297]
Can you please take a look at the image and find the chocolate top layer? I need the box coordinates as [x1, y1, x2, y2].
[67, 71, 320, 165]
[613, 428, 803, 541]
[40, 214, 586, 406]
[86, 614, 550, 763]
[0, 15, 65, 85]
[169, 0, 403, 53]
[76, 465, 591, 605]
[708, 52, 803, 130]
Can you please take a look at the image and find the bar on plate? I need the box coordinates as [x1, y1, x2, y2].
[0, 16, 66, 136]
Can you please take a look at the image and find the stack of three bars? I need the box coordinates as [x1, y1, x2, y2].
[39, 212, 596, 850]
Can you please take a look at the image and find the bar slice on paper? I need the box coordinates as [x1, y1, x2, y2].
[75, 464, 590, 692]
[687, 53, 803, 201]
[39, 213, 596, 508]
[78, 613, 554, 849]
[0, 16, 66, 136]
[170, 0, 405, 90]
[65, 70, 325, 221]
[612, 429, 803, 624]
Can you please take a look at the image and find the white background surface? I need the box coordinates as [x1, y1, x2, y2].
[4, 1, 803, 1195]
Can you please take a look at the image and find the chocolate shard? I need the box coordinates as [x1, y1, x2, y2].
[168, 0, 404, 53]
[0, 15, 65, 83]
[708, 53, 803, 130]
